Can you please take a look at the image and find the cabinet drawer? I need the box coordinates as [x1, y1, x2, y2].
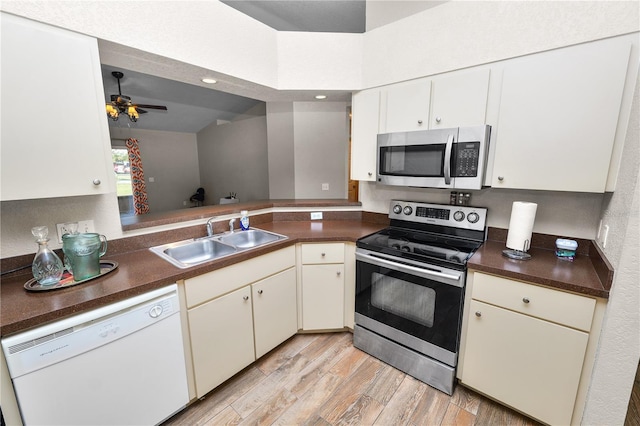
[301, 243, 344, 264]
[185, 246, 295, 308]
[472, 273, 595, 332]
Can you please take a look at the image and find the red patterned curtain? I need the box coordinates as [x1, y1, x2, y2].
[125, 138, 150, 215]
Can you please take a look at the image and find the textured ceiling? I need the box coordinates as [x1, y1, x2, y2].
[221, 0, 366, 33]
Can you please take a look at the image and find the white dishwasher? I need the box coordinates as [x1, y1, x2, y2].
[2, 284, 189, 426]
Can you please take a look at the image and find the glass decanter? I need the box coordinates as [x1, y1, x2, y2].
[31, 226, 64, 286]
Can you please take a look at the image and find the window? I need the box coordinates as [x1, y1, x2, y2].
[112, 147, 133, 215]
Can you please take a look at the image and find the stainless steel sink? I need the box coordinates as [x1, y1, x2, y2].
[217, 229, 283, 249]
[150, 228, 287, 268]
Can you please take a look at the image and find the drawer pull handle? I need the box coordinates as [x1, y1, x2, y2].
[257, 290, 263, 294]
[523, 297, 530, 304]
[243, 295, 249, 301]
[475, 311, 482, 317]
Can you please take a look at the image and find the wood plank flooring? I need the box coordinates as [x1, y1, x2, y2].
[163, 332, 541, 426]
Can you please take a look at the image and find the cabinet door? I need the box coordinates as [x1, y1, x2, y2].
[253, 268, 298, 358]
[188, 286, 255, 398]
[1, 13, 113, 200]
[429, 69, 490, 128]
[461, 300, 589, 425]
[492, 39, 631, 192]
[351, 89, 381, 181]
[382, 78, 431, 133]
[302, 264, 345, 330]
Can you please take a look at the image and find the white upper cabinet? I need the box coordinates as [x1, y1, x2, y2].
[429, 69, 490, 128]
[492, 38, 631, 192]
[350, 89, 381, 181]
[381, 78, 432, 133]
[1, 13, 114, 201]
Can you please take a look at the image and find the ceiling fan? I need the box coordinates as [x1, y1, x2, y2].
[106, 71, 168, 122]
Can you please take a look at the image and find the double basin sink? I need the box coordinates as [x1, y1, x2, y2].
[150, 229, 287, 269]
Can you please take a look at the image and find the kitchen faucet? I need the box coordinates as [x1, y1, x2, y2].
[206, 217, 216, 237]
[229, 218, 236, 233]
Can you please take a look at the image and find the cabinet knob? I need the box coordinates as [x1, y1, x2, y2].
[418, 120, 423, 125]
[475, 311, 482, 317]
[337, 271, 341, 277]
[523, 297, 530, 304]
[257, 289, 263, 295]
[498, 176, 504, 182]
[92, 179, 101, 186]
[243, 295, 249, 301]
[368, 172, 372, 177]
[321, 253, 326, 257]
[435, 116, 441, 123]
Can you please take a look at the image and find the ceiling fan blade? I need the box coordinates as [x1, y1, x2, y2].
[136, 108, 148, 114]
[134, 104, 168, 111]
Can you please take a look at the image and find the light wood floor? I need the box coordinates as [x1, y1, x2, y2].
[163, 332, 541, 426]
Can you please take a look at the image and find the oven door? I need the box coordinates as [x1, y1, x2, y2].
[355, 248, 465, 367]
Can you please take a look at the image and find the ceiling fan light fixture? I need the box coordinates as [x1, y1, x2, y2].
[127, 106, 139, 122]
[106, 104, 119, 121]
[315, 95, 327, 100]
[201, 78, 217, 84]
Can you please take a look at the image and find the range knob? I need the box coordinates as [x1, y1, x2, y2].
[403, 206, 413, 216]
[392, 204, 403, 214]
[453, 211, 465, 222]
[467, 212, 480, 223]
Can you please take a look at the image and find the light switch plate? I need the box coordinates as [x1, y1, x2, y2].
[56, 220, 95, 243]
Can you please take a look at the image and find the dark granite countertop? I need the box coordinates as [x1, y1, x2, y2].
[0, 220, 384, 337]
[468, 239, 612, 299]
[1, 215, 613, 336]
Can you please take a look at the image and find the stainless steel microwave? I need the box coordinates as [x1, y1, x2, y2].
[376, 125, 491, 190]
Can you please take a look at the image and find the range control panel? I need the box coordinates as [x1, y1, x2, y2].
[389, 200, 487, 231]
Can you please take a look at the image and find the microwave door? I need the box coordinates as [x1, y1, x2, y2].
[377, 128, 458, 188]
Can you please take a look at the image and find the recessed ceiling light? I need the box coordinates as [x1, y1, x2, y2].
[315, 95, 327, 100]
[201, 78, 217, 84]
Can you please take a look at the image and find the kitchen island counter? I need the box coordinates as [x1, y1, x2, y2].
[0, 219, 385, 337]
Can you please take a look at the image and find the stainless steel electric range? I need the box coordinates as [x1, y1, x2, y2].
[353, 200, 487, 395]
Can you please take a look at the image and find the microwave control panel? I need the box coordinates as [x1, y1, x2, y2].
[452, 142, 480, 177]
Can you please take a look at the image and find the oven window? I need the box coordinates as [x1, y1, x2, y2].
[371, 272, 435, 328]
[356, 259, 463, 353]
[380, 145, 444, 177]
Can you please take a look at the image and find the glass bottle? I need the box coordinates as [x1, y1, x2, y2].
[31, 226, 64, 285]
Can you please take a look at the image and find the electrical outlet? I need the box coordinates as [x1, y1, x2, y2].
[310, 212, 323, 220]
[56, 220, 95, 243]
[321, 183, 329, 191]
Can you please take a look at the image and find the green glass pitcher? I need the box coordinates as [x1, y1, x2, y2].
[62, 233, 107, 281]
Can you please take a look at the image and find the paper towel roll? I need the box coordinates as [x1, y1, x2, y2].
[506, 201, 538, 252]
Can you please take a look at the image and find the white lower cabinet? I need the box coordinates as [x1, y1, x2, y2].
[188, 286, 255, 398]
[300, 243, 346, 330]
[253, 268, 298, 359]
[459, 272, 596, 425]
[184, 246, 296, 398]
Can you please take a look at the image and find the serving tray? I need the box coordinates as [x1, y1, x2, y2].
[24, 260, 118, 292]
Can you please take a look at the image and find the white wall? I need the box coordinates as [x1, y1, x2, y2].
[362, 1, 640, 88]
[293, 102, 349, 199]
[197, 116, 269, 204]
[582, 75, 640, 425]
[109, 128, 200, 213]
[266, 102, 296, 199]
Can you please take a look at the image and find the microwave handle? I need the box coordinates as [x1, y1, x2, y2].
[443, 134, 454, 185]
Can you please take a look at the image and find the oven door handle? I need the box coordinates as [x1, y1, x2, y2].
[355, 251, 462, 284]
